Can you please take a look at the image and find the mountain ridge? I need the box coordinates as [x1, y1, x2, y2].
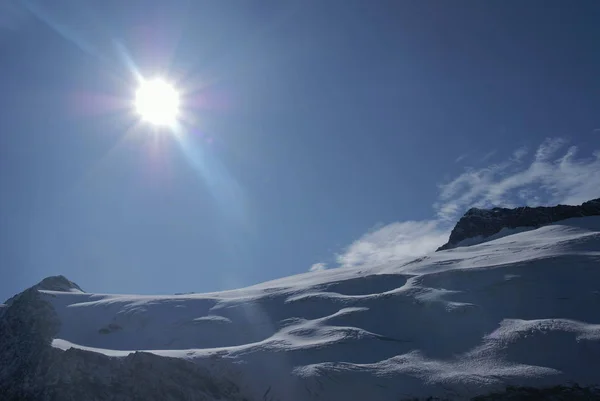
[437, 197, 600, 251]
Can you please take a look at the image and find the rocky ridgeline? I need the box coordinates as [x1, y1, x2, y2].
[437, 198, 600, 251]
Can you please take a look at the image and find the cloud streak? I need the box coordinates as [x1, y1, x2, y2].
[436, 138, 600, 221]
[455, 154, 468, 163]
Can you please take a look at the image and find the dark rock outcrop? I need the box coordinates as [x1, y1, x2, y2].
[36, 275, 84, 292]
[3, 275, 83, 308]
[0, 278, 252, 401]
[437, 198, 600, 251]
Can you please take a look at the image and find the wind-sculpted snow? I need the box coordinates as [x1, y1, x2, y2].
[3, 217, 600, 400]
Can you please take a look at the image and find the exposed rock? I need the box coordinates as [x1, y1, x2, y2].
[3, 275, 83, 308]
[437, 198, 600, 251]
[36, 275, 84, 292]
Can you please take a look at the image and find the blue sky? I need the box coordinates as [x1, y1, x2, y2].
[1, 0, 600, 301]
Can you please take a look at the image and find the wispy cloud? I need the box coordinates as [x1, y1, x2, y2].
[534, 137, 566, 162]
[455, 154, 468, 163]
[309, 263, 328, 272]
[312, 137, 600, 271]
[512, 146, 528, 161]
[480, 150, 497, 163]
[335, 221, 450, 268]
[436, 137, 600, 221]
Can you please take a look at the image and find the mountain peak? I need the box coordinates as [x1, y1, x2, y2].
[35, 275, 83, 293]
[437, 197, 600, 251]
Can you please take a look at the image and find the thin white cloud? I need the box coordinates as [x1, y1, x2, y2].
[318, 137, 600, 271]
[534, 137, 566, 162]
[436, 137, 600, 221]
[455, 154, 468, 163]
[480, 150, 497, 163]
[309, 263, 328, 272]
[512, 146, 528, 161]
[335, 221, 450, 268]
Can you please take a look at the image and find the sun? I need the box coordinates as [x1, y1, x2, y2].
[135, 78, 180, 126]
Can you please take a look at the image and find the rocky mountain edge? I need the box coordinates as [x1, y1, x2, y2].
[0, 279, 251, 401]
[437, 197, 600, 251]
[2, 275, 82, 310]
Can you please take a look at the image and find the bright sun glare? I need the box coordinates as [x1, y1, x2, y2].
[135, 78, 180, 126]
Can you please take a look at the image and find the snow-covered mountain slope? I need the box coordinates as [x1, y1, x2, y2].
[21, 216, 600, 400]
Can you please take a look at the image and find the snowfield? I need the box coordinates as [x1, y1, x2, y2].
[43, 217, 600, 400]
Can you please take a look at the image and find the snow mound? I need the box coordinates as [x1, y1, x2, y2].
[40, 217, 600, 400]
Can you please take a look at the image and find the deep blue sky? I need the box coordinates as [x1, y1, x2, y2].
[2, 0, 600, 300]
